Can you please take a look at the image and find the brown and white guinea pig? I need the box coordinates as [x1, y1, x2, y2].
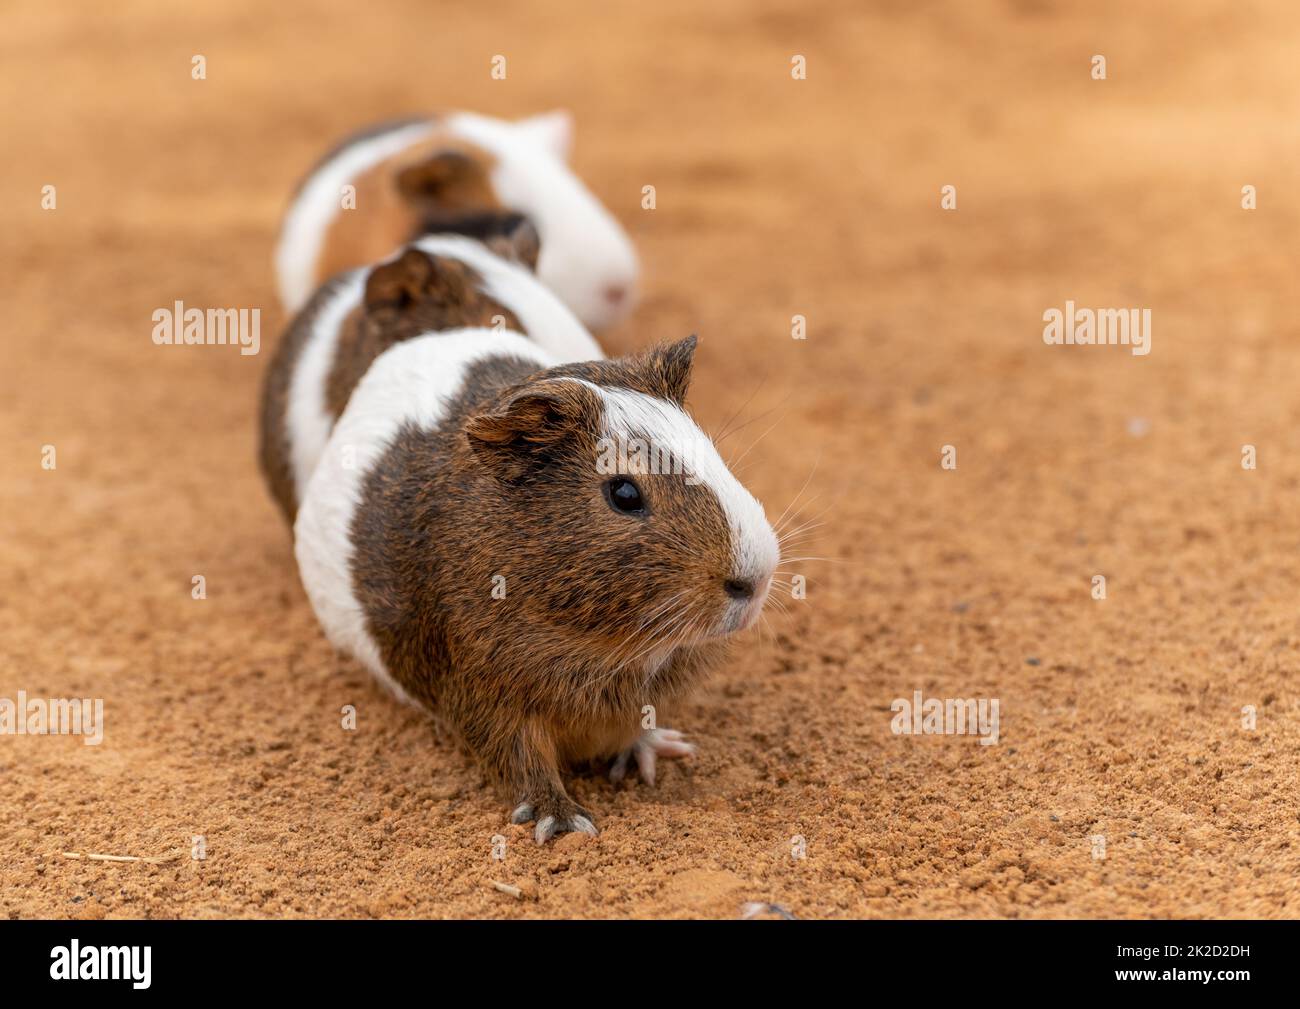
[267, 256, 780, 843]
[274, 110, 639, 332]
[259, 214, 604, 522]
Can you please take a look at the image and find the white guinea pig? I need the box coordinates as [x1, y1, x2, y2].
[274, 110, 640, 331]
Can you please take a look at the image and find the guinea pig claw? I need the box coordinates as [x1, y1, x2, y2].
[647, 728, 695, 760]
[608, 750, 633, 784]
[512, 797, 599, 844]
[534, 810, 599, 845]
[612, 728, 697, 787]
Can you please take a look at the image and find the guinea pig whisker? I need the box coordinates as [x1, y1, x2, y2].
[643, 603, 699, 654]
[777, 526, 825, 551]
[772, 455, 822, 534]
[633, 594, 678, 629]
[712, 380, 769, 446]
[774, 509, 826, 540]
[640, 613, 704, 693]
[775, 503, 832, 548]
[778, 529, 824, 549]
[713, 390, 789, 448]
[601, 614, 689, 694]
[724, 412, 787, 473]
[776, 515, 825, 547]
[762, 587, 791, 611]
[627, 605, 692, 662]
[632, 591, 688, 634]
[773, 540, 819, 563]
[604, 595, 691, 680]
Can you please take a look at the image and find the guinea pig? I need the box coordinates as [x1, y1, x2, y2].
[274, 110, 640, 332]
[259, 214, 603, 522]
[290, 330, 780, 843]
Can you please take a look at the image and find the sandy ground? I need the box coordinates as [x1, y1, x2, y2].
[3, 0, 1300, 919]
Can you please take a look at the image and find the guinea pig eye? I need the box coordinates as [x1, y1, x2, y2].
[603, 477, 647, 517]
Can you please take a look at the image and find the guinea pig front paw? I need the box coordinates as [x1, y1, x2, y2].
[609, 728, 696, 787]
[511, 797, 599, 845]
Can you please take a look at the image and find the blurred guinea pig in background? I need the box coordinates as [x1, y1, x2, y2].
[274, 110, 640, 331]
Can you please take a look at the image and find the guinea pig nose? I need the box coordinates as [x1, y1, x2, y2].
[724, 577, 755, 601]
[603, 284, 627, 305]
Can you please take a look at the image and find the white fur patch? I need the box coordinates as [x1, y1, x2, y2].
[445, 112, 640, 331]
[576, 383, 780, 584]
[293, 330, 556, 704]
[285, 271, 366, 499]
[275, 120, 438, 313]
[515, 109, 573, 159]
[410, 235, 604, 362]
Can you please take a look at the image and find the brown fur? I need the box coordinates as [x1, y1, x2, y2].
[312, 131, 501, 288]
[323, 247, 521, 419]
[347, 339, 736, 832]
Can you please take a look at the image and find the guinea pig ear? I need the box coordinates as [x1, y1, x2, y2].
[484, 214, 541, 272]
[648, 334, 698, 407]
[395, 149, 485, 203]
[516, 109, 573, 161]
[363, 247, 445, 313]
[465, 380, 601, 477]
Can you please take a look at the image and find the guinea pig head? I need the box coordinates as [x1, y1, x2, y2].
[463, 336, 779, 667]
